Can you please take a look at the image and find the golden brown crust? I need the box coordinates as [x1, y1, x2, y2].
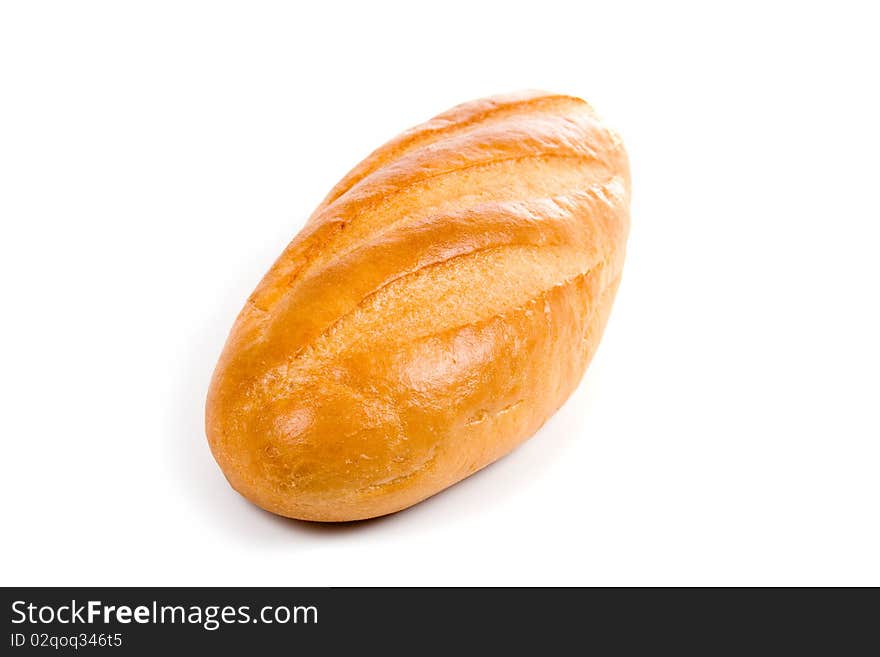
[205, 92, 630, 521]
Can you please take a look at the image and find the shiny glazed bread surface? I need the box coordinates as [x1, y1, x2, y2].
[206, 91, 630, 521]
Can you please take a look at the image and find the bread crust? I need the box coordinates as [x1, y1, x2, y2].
[206, 91, 630, 521]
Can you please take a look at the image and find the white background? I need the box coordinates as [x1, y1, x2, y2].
[2, 1, 878, 586]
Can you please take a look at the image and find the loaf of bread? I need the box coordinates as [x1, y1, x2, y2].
[206, 91, 630, 521]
